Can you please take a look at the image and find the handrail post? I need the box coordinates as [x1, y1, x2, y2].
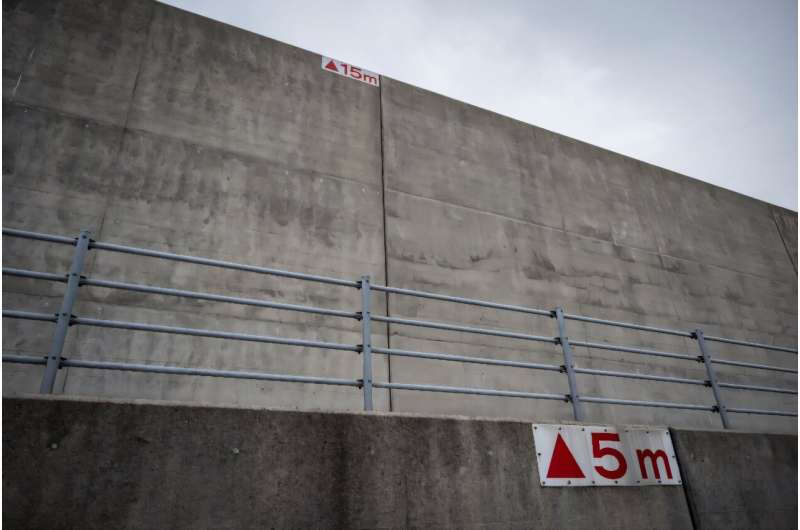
[554, 307, 584, 421]
[40, 229, 91, 394]
[360, 275, 373, 411]
[694, 328, 730, 429]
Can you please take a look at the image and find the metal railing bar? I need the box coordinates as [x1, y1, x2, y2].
[562, 313, 692, 337]
[2, 310, 58, 323]
[89, 240, 359, 288]
[372, 381, 567, 401]
[2, 228, 76, 246]
[372, 346, 562, 372]
[2, 354, 47, 365]
[726, 407, 797, 417]
[81, 277, 359, 319]
[60, 358, 360, 387]
[569, 339, 698, 361]
[711, 358, 797, 374]
[574, 367, 707, 386]
[71, 317, 360, 352]
[3, 268, 67, 283]
[580, 396, 715, 412]
[370, 315, 556, 343]
[370, 284, 552, 317]
[717, 382, 798, 395]
[704, 335, 797, 354]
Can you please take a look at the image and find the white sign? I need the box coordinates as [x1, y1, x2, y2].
[321, 56, 379, 86]
[532, 424, 682, 487]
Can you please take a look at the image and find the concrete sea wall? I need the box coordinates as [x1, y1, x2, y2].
[3, 396, 797, 529]
[2, 0, 797, 431]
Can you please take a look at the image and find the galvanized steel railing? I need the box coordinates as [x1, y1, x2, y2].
[2, 227, 797, 427]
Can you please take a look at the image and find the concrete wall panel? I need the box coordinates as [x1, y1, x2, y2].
[672, 427, 798, 529]
[4, 396, 696, 530]
[7, 0, 153, 125]
[2, 0, 795, 429]
[3, 1, 388, 411]
[380, 76, 796, 431]
[127, 4, 380, 186]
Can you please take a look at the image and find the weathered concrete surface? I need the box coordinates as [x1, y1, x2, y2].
[672, 427, 798, 529]
[380, 76, 797, 431]
[4, 396, 694, 529]
[3, 0, 389, 410]
[772, 206, 798, 272]
[2, 0, 796, 431]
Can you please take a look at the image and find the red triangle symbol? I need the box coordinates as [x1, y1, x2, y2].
[324, 59, 338, 72]
[546, 433, 585, 478]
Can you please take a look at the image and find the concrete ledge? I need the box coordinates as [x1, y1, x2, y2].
[4, 395, 694, 529]
[671, 427, 798, 530]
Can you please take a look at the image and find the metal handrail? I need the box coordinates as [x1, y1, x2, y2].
[81, 277, 360, 319]
[704, 335, 798, 354]
[89, 239, 360, 287]
[372, 346, 562, 372]
[370, 283, 552, 316]
[71, 317, 360, 352]
[2, 226, 797, 427]
[370, 314, 556, 343]
[372, 381, 567, 401]
[711, 358, 797, 374]
[563, 312, 693, 338]
[569, 339, 700, 362]
[573, 367, 708, 386]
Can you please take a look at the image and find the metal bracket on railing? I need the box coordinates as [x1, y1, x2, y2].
[40, 229, 91, 394]
[694, 328, 730, 429]
[553, 307, 584, 421]
[359, 275, 373, 411]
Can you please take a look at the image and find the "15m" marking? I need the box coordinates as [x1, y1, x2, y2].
[321, 56, 379, 87]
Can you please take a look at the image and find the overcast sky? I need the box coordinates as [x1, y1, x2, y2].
[163, 0, 798, 211]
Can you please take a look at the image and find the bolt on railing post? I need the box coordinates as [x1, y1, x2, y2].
[554, 307, 584, 421]
[360, 275, 373, 411]
[694, 328, 730, 429]
[40, 229, 91, 394]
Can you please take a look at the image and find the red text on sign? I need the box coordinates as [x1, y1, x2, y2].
[636, 449, 673, 479]
[591, 432, 628, 480]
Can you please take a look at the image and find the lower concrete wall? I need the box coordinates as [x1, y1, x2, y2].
[672, 428, 798, 530]
[5, 396, 795, 529]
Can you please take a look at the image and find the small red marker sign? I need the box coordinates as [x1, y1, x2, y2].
[533, 424, 682, 487]
[321, 56, 379, 87]
[324, 59, 338, 73]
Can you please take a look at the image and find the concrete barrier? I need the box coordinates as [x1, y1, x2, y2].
[0, 395, 694, 529]
[6, 396, 797, 528]
[671, 427, 798, 529]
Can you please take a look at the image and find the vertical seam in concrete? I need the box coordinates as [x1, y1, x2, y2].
[770, 208, 797, 274]
[670, 428, 699, 530]
[101, 0, 156, 247]
[60, 3, 156, 396]
[378, 76, 393, 412]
